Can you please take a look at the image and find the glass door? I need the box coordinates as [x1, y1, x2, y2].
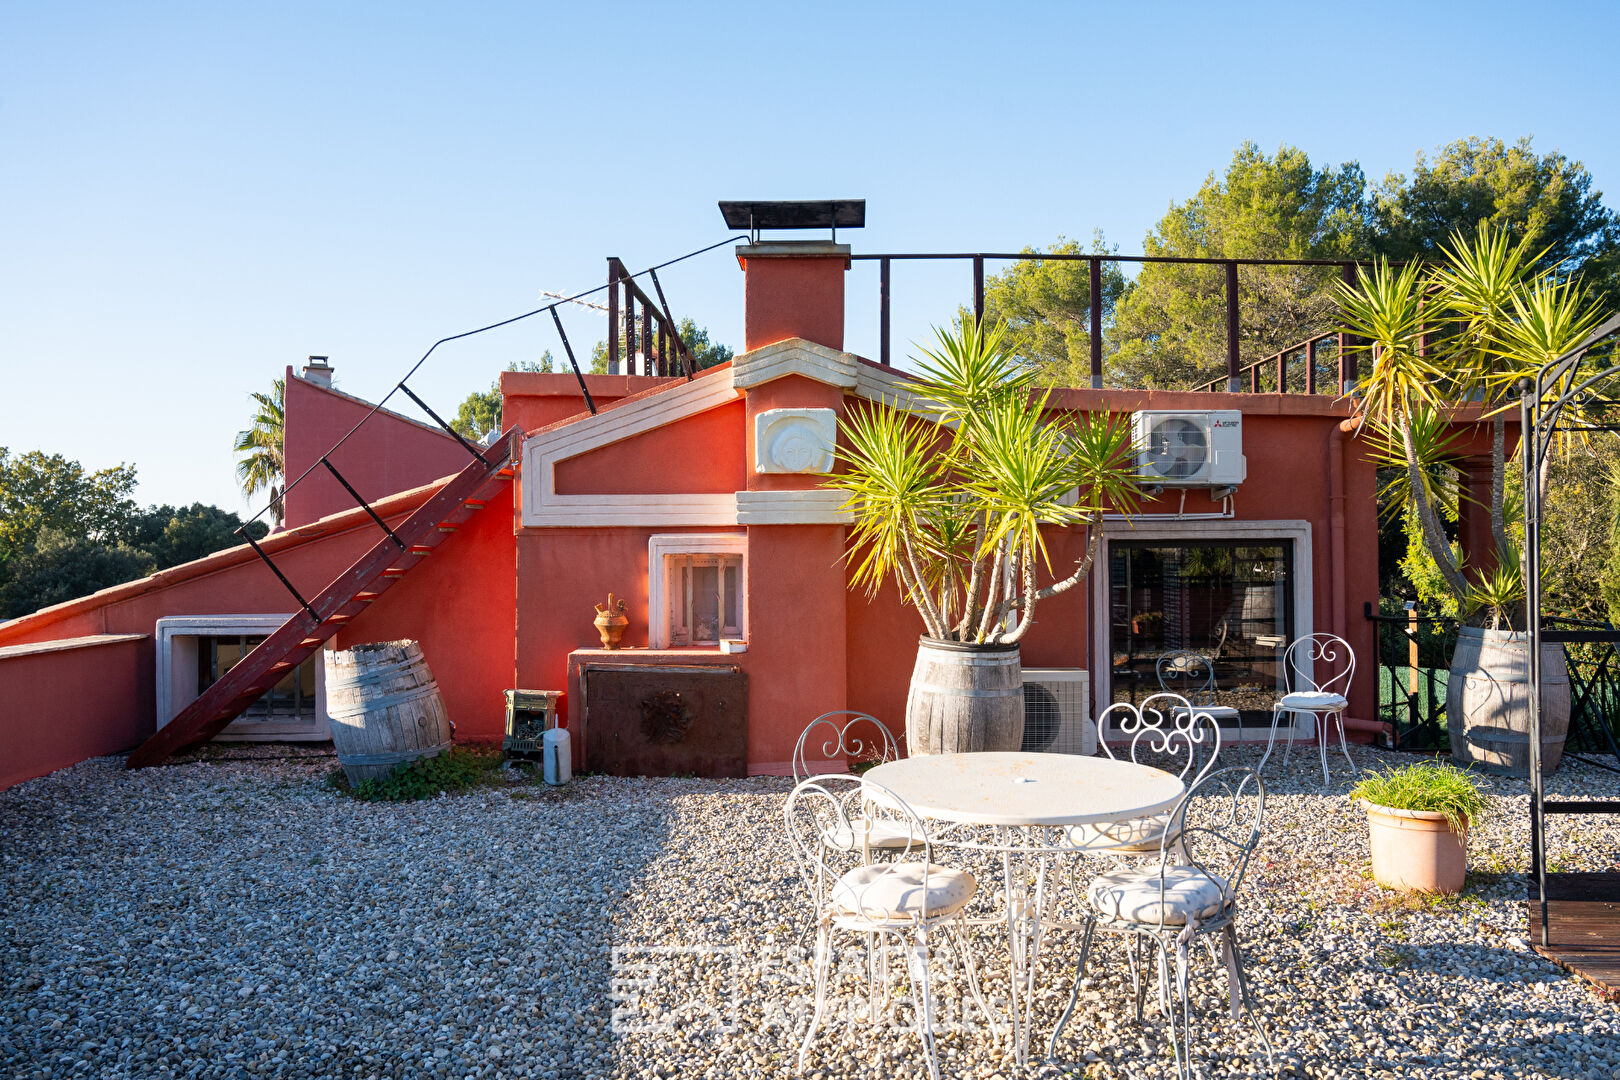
[1107, 539, 1294, 727]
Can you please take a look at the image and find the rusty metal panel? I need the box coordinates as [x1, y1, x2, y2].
[582, 664, 747, 778]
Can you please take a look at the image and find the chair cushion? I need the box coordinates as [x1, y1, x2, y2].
[1086, 865, 1230, 926]
[1280, 691, 1347, 711]
[821, 815, 919, 852]
[1066, 815, 1180, 854]
[1171, 704, 1240, 720]
[830, 862, 976, 922]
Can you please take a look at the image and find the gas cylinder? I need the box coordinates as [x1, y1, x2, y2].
[543, 724, 572, 786]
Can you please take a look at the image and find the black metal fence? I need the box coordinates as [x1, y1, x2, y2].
[849, 251, 1368, 393]
[1365, 603, 1620, 765]
[1365, 603, 1458, 751]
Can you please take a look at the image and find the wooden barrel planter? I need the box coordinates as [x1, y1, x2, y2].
[904, 638, 1025, 755]
[1446, 626, 1570, 777]
[325, 640, 454, 785]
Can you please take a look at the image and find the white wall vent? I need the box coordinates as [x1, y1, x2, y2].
[1132, 410, 1246, 487]
[1020, 668, 1094, 755]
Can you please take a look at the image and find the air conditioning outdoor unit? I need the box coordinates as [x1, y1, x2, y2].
[1133, 410, 1246, 487]
[1020, 669, 1094, 755]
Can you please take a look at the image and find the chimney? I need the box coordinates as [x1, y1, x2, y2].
[301, 355, 332, 387]
[720, 200, 863, 353]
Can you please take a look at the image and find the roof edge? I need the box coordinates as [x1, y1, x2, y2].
[0, 473, 458, 644]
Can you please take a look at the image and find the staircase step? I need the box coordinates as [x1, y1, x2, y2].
[124, 427, 520, 769]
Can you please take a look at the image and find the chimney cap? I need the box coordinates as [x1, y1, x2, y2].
[306, 355, 330, 366]
[720, 199, 865, 242]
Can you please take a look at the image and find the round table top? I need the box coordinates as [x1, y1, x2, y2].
[862, 752, 1185, 827]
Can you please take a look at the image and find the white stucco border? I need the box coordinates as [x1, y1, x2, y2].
[1089, 518, 1314, 743]
[155, 614, 330, 742]
[520, 340, 922, 528]
[647, 533, 749, 649]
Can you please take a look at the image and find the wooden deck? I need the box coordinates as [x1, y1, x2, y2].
[1526, 873, 1620, 991]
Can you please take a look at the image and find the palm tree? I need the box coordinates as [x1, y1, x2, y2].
[234, 378, 285, 527]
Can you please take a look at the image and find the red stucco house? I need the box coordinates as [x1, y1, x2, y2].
[0, 224, 1511, 790]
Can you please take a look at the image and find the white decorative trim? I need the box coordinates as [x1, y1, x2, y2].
[522, 373, 742, 527]
[754, 408, 836, 474]
[731, 338, 859, 390]
[155, 614, 330, 742]
[648, 533, 748, 649]
[1088, 519, 1314, 744]
[519, 339, 937, 528]
[852, 362, 941, 419]
[736, 489, 853, 525]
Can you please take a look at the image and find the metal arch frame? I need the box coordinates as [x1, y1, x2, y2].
[1523, 312, 1620, 945]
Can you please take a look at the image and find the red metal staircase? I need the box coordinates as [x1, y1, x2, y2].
[125, 427, 521, 769]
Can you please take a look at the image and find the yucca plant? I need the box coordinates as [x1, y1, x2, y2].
[824, 315, 1143, 644]
[1339, 223, 1608, 626]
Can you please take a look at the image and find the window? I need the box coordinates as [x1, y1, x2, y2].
[156, 614, 330, 742]
[665, 553, 743, 646]
[198, 634, 319, 720]
[648, 534, 747, 649]
[1108, 539, 1294, 725]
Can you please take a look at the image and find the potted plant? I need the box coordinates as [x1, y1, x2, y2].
[823, 316, 1143, 755]
[1351, 761, 1488, 894]
[1338, 224, 1604, 776]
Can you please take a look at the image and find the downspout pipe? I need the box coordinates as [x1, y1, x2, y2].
[1334, 416, 1383, 743]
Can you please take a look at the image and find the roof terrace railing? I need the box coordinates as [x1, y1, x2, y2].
[849, 252, 1371, 396]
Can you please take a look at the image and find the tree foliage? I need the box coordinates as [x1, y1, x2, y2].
[998, 135, 1619, 392]
[126, 503, 268, 568]
[1373, 136, 1620, 292]
[0, 448, 138, 565]
[588, 318, 733, 374]
[452, 354, 554, 440]
[0, 450, 264, 619]
[983, 233, 1129, 388]
[0, 529, 157, 618]
[1109, 142, 1372, 388]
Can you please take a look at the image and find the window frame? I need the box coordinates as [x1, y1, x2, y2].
[648, 533, 748, 649]
[1089, 519, 1315, 743]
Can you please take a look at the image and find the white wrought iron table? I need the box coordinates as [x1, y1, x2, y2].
[862, 752, 1185, 1064]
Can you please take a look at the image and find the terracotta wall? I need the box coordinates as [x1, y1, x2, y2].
[281, 369, 475, 528]
[512, 371, 1389, 774]
[500, 372, 683, 434]
[330, 485, 518, 745]
[0, 636, 145, 789]
[0, 483, 519, 785]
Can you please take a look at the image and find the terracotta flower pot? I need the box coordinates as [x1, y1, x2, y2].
[1362, 800, 1468, 894]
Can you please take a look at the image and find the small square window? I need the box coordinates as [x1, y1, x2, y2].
[648, 534, 747, 649]
[666, 552, 743, 646]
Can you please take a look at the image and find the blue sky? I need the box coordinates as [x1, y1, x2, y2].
[4, 1, 1618, 515]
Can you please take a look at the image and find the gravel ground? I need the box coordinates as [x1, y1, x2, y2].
[3, 742, 1618, 1080]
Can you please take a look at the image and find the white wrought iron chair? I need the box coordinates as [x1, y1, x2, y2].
[1049, 767, 1275, 1080]
[1068, 694, 1222, 858]
[793, 712, 912, 853]
[1258, 632, 1358, 785]
[784, 774, 992, 1080]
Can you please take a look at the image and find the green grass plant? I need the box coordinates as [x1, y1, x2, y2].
[1350, 760, 1488, 832]
[330, 746, 505, 802]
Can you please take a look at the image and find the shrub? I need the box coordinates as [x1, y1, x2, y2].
[333, 747, 504, 802]
[1351, 760, 1488, 832]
